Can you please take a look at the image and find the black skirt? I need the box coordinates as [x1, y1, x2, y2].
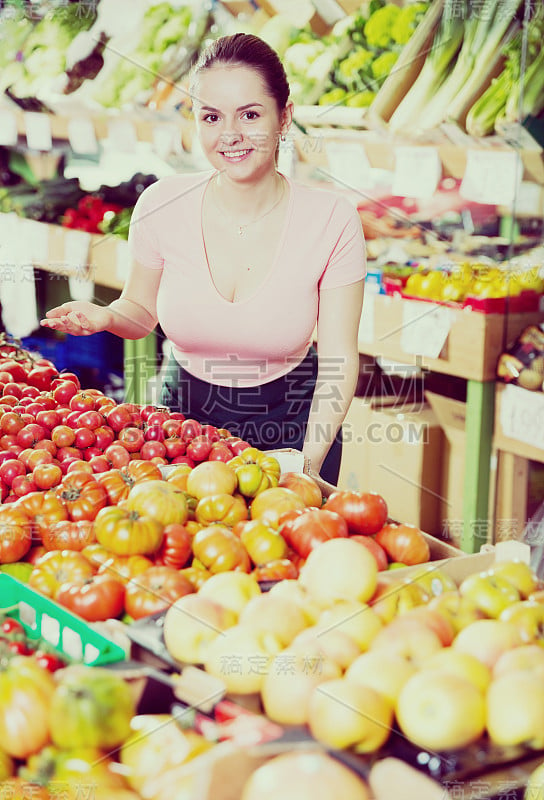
[160, 346, 342, 485]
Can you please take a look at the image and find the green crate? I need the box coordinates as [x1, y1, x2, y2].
[0, 574, 126, 666]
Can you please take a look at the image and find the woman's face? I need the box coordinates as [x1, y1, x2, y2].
[192, 64, 290, 182]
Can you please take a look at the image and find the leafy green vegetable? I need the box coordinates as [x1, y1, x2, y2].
[465, 68, 513, 136]
[504, 5, 544, 123]
[371, 50, 399, 83]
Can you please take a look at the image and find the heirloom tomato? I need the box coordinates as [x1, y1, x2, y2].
[249, 487, 306, 529]
[0, 506, 32, 562]
[195, 493, 248, 527]
[375, 523, 430, 566]
[41, 519, 95, 552]
[28, 550, 95, 599]
[238, 519, 288, 565]
[154, 523, 192, 569]
[322, 490, 388, 535]
[278, 471, 323, 507]
[185, 460, 237, 499]
[56, 574, 126, 622]
[96, 459, 162, 505]
[22, 745, 129, 796]
[0, 655, 56, 758]
[56, 471, 108, 522]
[94, 505, 164, 556]
[97, 553, 153, 584]
[252, 558, 299, 582]
[124, 479, 188, 526]
[279, 507, 348, 559]
[192, 525, 251, 573]
[124, 566, 194, 619]
[49, 666, 136, 750]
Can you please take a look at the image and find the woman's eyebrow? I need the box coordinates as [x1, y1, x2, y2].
[198, 102, 265, 112]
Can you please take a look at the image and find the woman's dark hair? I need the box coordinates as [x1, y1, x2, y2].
[190, 33, 290, 112]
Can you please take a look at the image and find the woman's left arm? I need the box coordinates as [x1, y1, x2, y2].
[303, 279, 364, 475]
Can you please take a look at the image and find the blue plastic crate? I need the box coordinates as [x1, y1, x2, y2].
[21, 331, 123, 381]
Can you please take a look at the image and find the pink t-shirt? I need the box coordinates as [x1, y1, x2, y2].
[128, 171, 366, 387]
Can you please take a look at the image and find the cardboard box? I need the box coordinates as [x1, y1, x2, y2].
[494, 382, 544, 463]
[425, 392, 467, 547]
[338, 398, 445, 536]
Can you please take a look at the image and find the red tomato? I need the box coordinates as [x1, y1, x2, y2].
[279, 507, 348, 559]
[117, 426, 146, 453]
[179, 419, 202, 442]
[252, 559, 299, 582]
[140, 440, 167, 460]
[56, 471, 108, 522]
[10, 474, 38, 498]
[186, 434, 213, 462]
[0, 411, 25, 435]
[51, 424, 77, 448]
[104, 443, 131, 468]
[56, 575, 126, 622]
[322, 490, 388, 535]
[375, 523, 430, 566]
[32, 463, 63, 490]
[0, 506, 32, 563]
[77, 410, 104, 430]
[33, 650, 66, 672]
[26, 365, 59, 391]
[0, 458, 26, 487]
[53, 380, 78, 405]
[154, 523, 192, 569]
[124, 566, 194, 619]
[349, 534, 389, 571]
[69, 391, 98, 412]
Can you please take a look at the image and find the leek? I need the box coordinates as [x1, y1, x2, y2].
[420, 0, 522, 130]
[465, 67, 514, 136]
[388, 0, 466, 132]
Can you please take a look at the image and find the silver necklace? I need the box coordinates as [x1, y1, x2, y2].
[213, 175, 285, 236]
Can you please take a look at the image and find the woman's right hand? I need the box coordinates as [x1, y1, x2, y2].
[40, 301, 114, 336]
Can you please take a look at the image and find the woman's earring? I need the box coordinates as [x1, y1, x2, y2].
[280, 133, 286, 142]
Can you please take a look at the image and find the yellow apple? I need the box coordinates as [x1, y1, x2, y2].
[299, 538, 378, 607]
[487, 670, 544, 748]
[316, 600, 383, 652]
[261, 649, 342, 725]
[399, 606, 455, 646]
[499, 599, 544, 645]
[493, 644, 544, 678]
[290, 626, 361, 671]
[238, 593, 308, 647]
[428, 590, 487, 634]
[345, 650, 417, 706]
[422, 648, 491, 694]
[203, 624, 280, 694]
[268, 579, 321, 625]
[197, 571, 261, 616]
[241, 751, 371, 800]
[308, 678, 393, 753]
[459, 571, 521, 618]
[163, 593, 238, 665]
[452, 619, 524, 669]
[408, 565, 458, 598]
[369, 617, 444, 667]
[0, 747, 13, 781]
[487, 560, 539, 599]
[369, 578, 429, 624]
[396, 670, 486, 751]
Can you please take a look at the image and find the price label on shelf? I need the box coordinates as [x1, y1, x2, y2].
[460, 149, 521, 206]
[21, 219, 49, 264]
[325, 141, 372, 191]
[0, 109, 18, 146]
[400, 300, 454, 359]
[24, 112, 52, 151]
[67, 117, 99, 155]
[500, 384, 544, 452]
[392, 146, 442, 199]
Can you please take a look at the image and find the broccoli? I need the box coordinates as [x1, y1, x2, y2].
[364, 4, 401, 49]
[318, 87, 347, 106]
[346, 90, 376, 107]
[371, 50, 399, 84]
[335, 48, 374, 90]
[391, 2, 429, 46]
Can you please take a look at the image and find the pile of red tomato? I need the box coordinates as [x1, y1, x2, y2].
[0, 337, 432, 627]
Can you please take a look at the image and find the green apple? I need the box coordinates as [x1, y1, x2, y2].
[459, 571, 521, 618]
[370, 578, 429, 624]
[428, 590, 487, 634]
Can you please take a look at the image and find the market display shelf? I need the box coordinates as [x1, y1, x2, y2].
[0, 573, 126, 666]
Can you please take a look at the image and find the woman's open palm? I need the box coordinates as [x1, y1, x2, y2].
[41, 301, 113, 336]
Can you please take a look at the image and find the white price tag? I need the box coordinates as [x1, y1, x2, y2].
[0, 110, 18, 146]
[21, 219, 49, 264]
[116, 239, 131, 283]
[325, 141, 372, 191]
[499, 384, 544, 452]
[108, 119, 138, 152]
[358, 292, 375, 344]
[392, 146, 442, 199]
[460, 149, 521, 206]
[67, 117, 99, 155]
[400, 299, 453, 359]
[24, 112, 53, 151]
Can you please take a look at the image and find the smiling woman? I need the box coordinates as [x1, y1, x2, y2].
[40, 33, 367, 484]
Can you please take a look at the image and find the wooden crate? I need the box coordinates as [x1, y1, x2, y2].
[359, 294, 544, 382]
